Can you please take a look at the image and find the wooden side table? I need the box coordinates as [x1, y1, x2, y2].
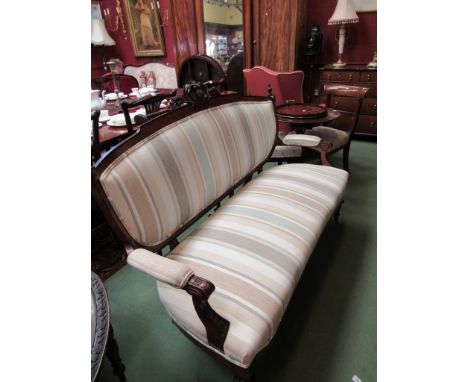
[91, 272, 126, 382]
[276, 104, 341, 166]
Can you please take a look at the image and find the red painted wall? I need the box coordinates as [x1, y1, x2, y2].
[307, 0, 377, 65]
[91, 0, 175, 79]
[91, 0, 377, 79]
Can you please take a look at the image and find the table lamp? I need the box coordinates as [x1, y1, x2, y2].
[91, 18, 116, 46]
[328, 0, 359, 68]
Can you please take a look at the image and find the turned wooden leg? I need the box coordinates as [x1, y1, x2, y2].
[106, 325, 126, 382]
[233, 372, 256, 382]
[334, 200, 344, 224]
[343, 143, 351, 172]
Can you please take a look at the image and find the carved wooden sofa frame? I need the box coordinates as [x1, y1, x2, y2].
[92, 90, 348, 381]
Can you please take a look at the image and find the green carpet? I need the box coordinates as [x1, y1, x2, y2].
[100, 140, 377, 382]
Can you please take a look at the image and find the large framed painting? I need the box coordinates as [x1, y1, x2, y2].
[353, 0, 377, 13]
[123, 0, 166, 57]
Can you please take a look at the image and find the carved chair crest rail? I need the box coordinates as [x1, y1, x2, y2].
[91, 90, 349, 381]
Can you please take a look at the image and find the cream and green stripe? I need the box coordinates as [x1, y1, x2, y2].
[99, 101, 277, 247]
[157, 163, 348, 368]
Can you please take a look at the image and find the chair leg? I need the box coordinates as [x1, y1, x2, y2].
[106, 325, 126, 382]
[343, 143, 351, 172]
[334, 200, 344, 224]
[233, 372, 256, 382]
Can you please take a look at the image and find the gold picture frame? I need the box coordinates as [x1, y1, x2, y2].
[123, 0, 166, 57]
[354, 0, 377, 13]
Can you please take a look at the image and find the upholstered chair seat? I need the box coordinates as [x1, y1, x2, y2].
[155, 163, 348, 368]
[305, 125, 350, 149]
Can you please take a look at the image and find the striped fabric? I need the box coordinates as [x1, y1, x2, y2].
[99, 101, 276, 247]
[157, 163, 348, 368]
[282, 133, 321, 147]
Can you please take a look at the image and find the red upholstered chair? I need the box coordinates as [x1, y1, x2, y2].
[243, 66, 322, 163]
[243, 66, 303, 134]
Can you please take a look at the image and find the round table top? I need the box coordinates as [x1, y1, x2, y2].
[277, 105, 340, 126]
[277, 104, 328, 119]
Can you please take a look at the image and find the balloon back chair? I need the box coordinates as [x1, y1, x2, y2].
[178, 55, 226, 89]
[307, 84, 369, 171]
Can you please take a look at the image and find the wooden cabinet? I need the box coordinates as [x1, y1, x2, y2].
[319, 65, 377, 138]
[169, 0, 307, 76]
[252, 0, 308, 72]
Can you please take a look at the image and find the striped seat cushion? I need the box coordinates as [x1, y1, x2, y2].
[157, 163, 348, 368]
[99, 101, 276, 247]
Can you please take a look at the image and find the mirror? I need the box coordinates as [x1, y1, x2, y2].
[202, 0, 244, 71]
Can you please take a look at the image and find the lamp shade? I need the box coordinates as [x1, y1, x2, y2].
[91, 19, 116, 46]
[328, 0, 359, 25]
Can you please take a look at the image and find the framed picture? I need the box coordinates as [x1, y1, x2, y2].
[91, 2, 103, 20]
[353, 0, 377, 13]
[123, 0, 166, 57]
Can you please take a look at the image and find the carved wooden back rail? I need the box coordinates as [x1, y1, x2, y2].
[91, 90, 277, 256]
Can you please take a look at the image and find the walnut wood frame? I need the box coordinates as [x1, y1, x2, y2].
[313, 84, 369, 171]
[91, 93, 277, 380]
[91, 93, 277, 255]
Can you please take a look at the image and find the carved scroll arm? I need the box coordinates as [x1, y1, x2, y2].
[184, 275, 230, 351]
[127, 249, 230, 351]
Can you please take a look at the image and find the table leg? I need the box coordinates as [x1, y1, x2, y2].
[106, 324, 126, 382]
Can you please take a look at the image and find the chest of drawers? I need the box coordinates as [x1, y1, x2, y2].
[319, 65, 377, 138]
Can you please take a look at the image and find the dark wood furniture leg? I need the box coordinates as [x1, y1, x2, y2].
[234, 372, 256, 382]
[334, 200, 344, 224]
[105, 325, 127, 382]
[343, 142, 351, 172]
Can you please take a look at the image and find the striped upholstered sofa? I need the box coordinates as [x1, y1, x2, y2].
[91, 92, 348, 381]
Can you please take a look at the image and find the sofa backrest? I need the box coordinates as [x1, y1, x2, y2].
[92, 95, 277, 250]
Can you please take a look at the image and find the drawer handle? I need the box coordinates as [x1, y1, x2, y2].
[370, 122, 375, 129]
[373, 104, 377, 111]
[334, 101, 339, 108]
[327, 74, 331, 80]
[348, 74, 353, 80]
[367, 74, 371, 81]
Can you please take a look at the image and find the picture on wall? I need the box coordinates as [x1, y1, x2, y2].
[353, 0, 377, 12]
[123, 0, 166, 57]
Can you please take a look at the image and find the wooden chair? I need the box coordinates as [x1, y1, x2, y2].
[91, 110, 102, 163]
[243, 66, 323, 164]
[306, 84, 369, 171]
[121, 90, 177, 129]
[225, 52, 244, 94]
[92, 74, 139, 95]
[178, 55, 226, 89]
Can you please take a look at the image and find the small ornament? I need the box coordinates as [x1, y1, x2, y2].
[147, 71, 156, 88]
[306, 25, 323, 57]
[139, 71, 147, 87]
[368, 51, 377, 68]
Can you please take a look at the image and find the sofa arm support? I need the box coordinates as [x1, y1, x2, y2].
[128, 248, 194, 288]
[127, 249, 230, 351]
[184, 275, 230, 351]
